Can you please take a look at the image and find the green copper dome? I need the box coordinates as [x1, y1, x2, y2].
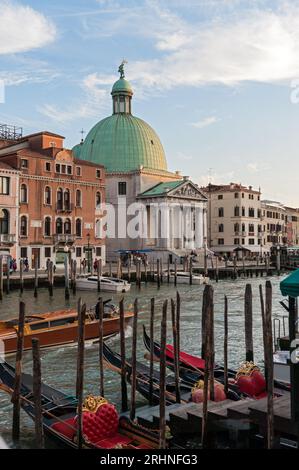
[74, 114, 167, 173]
[73, 64, 167, 173]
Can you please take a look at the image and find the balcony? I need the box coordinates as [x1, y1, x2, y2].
[0, 234, 16, 245]
[53, 234, 75, 245]
[241, 231, 247, 237]
[55, 203, 74, 213]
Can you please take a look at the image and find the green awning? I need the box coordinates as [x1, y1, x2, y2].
[280, 269, 299, 297]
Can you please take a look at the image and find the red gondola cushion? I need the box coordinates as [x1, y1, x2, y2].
[82, 403, 119, 445]
[51, 417, 76, 440]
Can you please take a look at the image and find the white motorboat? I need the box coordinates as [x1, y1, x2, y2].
[76, 276, 131, 293]
[155, 271, 209, 285]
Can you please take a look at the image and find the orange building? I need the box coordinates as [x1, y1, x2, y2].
[0, 131, 105, 269]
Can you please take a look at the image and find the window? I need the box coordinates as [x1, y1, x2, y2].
[218, 195, 223, 200]
[118, 182, 127, 196]
[248, 207, 255, 217]
[96, 219, 103, 238]
[56, 218, 63, 234]
[61, 165, 66, 174]
[64, 189, 70, 210]
[242, 193, 244, 198]
[76, 166, 81, 176]
[0, 209, 9, 234]
[234, 206, 240, 217]
[45, 186, 51, 205]
[50, 141, 56, 148]
[96, 247, 102, 257]
[20, 216, 28, 237]
[45, 247, 51, 258]
[57, 188, 63, 210]
[55, 164, 60, 173]
[75, 218, 82, 237]
[96, 192, 102, 209]
[242, 223, 246, 233]
[20, 247, 27, 258]
[218, 207, 224, 217]
[242, 206, 245, 216]
[0, 176, 10, 195]
[257, 209, 261, 218]
[76, 189, 82, 207]
[67, 165, 72, 175]
[64, 218, 71, 234]
[249, 224, 254, 234]
[218, 224, 224, 232]
[234, 193, 239, 198]
[241, 238, 245, 244]
[234, 238, 240, 245]
[21, 159, 28, 169]
[76, 247, 82, 258]
[45, 162, 51, 172]
[234, 223, 239, 233]
[249, 238, 255, 245]
[20, 184, 28, 203]
[218, 238, 224, 245]
[44, 217, 51, 237]
[96, 169, 101, 179]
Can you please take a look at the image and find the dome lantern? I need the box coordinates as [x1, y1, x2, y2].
[111, 60, 133, 115]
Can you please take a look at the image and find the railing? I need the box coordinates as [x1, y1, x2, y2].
[0, 234, 16, 244]
[55, 203, 74, 213]
[53, 234, 75, 244]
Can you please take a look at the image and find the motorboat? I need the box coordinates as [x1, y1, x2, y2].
[155, 270, 209, 285]
[76, 276, 131, 292]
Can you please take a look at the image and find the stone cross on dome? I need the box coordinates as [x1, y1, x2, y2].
[118, 60, 128, 79]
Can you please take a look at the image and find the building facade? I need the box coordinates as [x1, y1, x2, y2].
[0, 131, 106, 269]
[285, 206, 299, 246]
[261, 200, 288, 250]
[73, 65, 207, 261]
[203, 183, 264, 256]
[0, 161, 19, 259]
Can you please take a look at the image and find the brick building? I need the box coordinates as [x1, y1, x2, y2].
[0, 161, 19, 259]
[0, 131, 105, 269]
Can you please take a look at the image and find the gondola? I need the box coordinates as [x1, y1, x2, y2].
[143, 327, 290, 395]
[0, 362, 160, 449]
[103, 342, 242, 403]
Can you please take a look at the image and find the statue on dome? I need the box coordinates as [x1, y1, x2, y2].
[118, 59, 127, 79]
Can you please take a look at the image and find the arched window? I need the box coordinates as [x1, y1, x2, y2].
[44, 217, 51, 237]
[96, 192, 102, 209]
[234, 206, 240, 217]
[218, 223, 224, 233]
[20, 216, 27, 237]
[64, 189, 70, 210]
[20, 184, 28, 203]
[218, 207, 224, 217]
[56, 217, 63, 234]
[45, 186, 51, 205]
[0, 209, 9, 234]
[57, 188, 63, 210]
[242, 223, 246, 233]
[75, 218, 82, 237]
[76, 189, 82, 207]
[234, 223, 239, 233]
[64, 218, 71, 234]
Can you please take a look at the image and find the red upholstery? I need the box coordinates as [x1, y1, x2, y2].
[82, 403, 119, 445]
[94, 434, 132, 449]
[51, 417, 76, 440]
[166, 344, 206, 370]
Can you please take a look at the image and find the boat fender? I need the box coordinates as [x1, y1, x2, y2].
[77, 395, 119, 445]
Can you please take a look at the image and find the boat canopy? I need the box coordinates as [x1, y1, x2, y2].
[280, 269, 299, 298]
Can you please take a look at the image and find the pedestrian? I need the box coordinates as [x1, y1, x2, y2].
[24, 257, 29, 272]
[12, 259, 17, 272]
[93, 258, 98, 272]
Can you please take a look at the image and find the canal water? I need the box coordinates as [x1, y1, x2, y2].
[0, 274, 288, 448]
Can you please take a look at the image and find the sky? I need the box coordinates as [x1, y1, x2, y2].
[0, 0, 299, 206]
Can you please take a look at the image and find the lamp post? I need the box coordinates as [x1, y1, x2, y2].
[87, 233, 91, 273]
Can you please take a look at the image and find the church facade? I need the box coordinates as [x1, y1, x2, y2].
[73, 64, 207, 262]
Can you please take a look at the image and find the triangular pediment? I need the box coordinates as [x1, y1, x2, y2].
[168, 181, 207, 201]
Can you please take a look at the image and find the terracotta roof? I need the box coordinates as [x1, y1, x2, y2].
[201, 183, 260, 194]
[74, 158, 105, 169]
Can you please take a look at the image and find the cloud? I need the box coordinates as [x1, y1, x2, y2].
[39, 73, 109, 124]
[197, 170, 236, 187]
[0, 0, 56, 55]
[246, 162, 271, 173]
[191, 116, 220, 129]
[85, 1, 299, 90]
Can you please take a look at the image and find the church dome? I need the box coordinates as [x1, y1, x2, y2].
[72, 64, 167, 173]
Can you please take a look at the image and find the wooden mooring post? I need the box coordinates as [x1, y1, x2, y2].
[48, 261, 54, 297]
[32, 338, 44, 448]
[6, 255, 10, 295]
[97, 259, 102, 293]
[244, 284, 254, 362]
[223, 295, 228, 396]
[34, 257, 38, 298]
[76, 301, 86, 449]
[189, 257, 193, 285]
[174, 258, 177, 287]
[120, 298, 128, 412]
[97, 298, 104, 397]
[11, 301, 26, 442]
[72, 260, 77, 295]
[130, 299, 138, 421]
[19, 259, 24, 295]
[159, 300, 168, 449]
[64, 255, 70, 300]
[171, 298, 180, 403]
[149, 298, 155, 406]
[157, 259, 161, 289]
[201, 284, 214, 448]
